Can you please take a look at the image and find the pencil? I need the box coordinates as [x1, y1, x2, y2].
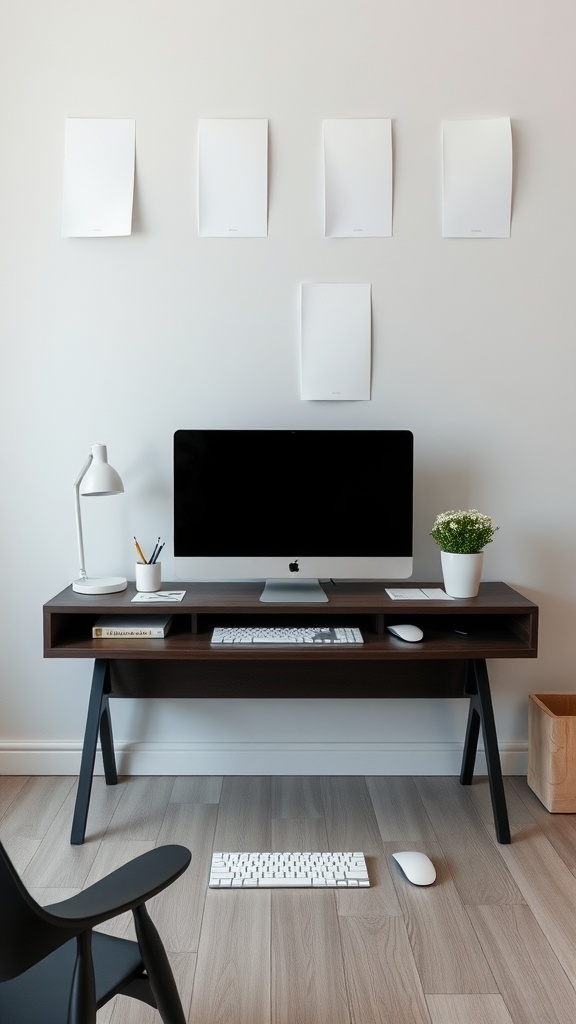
[152, 542, 165, 564]
[134, 536, 147, 563]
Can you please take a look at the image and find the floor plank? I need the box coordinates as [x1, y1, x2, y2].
[169, 775, 223, 805]
[0, 775, 75, 840]
[468, 903, 576, 1024]
[0, 775, 28, 818]
[213, 776, 272, 851]
[367, 776, 437, 842]
[106, 776, 176, 840]
[426, 994, 514, 1024]
[271, 775, 324, 819]
[340, 915, 431, 1024]
[190, 889, 271, 1024]
[272, 889, 349, 1024]
[271, 815, 329, 852]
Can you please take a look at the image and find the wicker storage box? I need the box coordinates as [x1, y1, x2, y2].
[528, 693, 576, 812]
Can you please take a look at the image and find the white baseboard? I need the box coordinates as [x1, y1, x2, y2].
[0, 741, 528, 776]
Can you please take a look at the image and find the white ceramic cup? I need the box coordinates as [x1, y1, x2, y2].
[135, 561, 161, 592]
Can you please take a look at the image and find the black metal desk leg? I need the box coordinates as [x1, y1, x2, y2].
[460, 684, 481, 785]
[459, 658, 511, 845]
[71, 659, 117, 845]
[99, 696, 118, 786]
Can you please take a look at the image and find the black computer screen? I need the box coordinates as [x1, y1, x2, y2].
[174, 429, 413, 560]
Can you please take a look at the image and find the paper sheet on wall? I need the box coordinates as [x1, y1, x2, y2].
[301, 283, 371, 401]
[61, 118, 135, 237]
[323, 119, 392, 237]
[442, 118, 512, 238]
[198, 119, 268, 237]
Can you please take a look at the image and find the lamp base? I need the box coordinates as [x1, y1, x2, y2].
[73, 576, 127, 595]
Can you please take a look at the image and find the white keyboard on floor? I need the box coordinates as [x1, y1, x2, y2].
[209, 851, 370, 887]
[211, 626, 363, 645]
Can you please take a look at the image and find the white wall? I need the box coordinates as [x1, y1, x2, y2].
[1, 0, 575, 776]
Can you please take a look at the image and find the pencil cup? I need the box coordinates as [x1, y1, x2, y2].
[135, 562, 161, 592]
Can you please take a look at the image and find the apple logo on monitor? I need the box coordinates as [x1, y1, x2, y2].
[289, 558, 300, 573]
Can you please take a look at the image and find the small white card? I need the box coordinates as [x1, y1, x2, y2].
[385, 588, 429, 600]
[132, 591, 186, 603]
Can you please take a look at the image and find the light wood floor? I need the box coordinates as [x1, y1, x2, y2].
[2, 774, 576, 1023]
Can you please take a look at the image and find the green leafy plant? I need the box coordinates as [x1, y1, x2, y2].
[430, 509, 499, 554]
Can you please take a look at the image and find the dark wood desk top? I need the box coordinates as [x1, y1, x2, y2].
[44, 579, 537, 610]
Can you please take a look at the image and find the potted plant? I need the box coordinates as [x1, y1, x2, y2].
[430, 509, 499, 598]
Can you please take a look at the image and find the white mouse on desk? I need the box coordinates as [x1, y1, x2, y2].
[392, 850, 436, 886]
[387, 623, 424, 643]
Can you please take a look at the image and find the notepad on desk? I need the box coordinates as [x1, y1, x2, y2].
[92, 615, 173, 639]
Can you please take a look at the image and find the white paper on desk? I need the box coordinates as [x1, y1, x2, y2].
[385, 588, 429, 600]
[198, 119, 268, 237]
[324, 119, 392, 237]
[442, 118, 512, 238]
[301, 283, 371, 401]
[131, 591, 186, 603]
[61, 118, 135, 237]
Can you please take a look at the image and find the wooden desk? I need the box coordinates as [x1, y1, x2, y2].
[43, 581, 538, 845]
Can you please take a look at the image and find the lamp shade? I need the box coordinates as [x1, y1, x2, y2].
[80, 444, 124, 496]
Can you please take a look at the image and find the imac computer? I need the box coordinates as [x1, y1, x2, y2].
[173, 429, 414, 602]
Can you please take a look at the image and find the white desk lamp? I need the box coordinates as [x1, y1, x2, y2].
[73, 443, 127, 595]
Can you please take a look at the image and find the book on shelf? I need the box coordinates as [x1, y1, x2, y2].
[92, 615, 173, 639]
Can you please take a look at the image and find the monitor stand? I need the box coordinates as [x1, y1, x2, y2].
[260, 578, 329, 603]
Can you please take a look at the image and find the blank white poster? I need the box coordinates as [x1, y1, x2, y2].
[61, 118, 135, 237]
[198, 119, 268, 237]
[442, 117, 512, 238]
[301, 283, 371, 401]
[323, 119, 392, 237]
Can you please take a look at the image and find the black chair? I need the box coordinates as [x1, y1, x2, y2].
[0, 840, 191, 1024]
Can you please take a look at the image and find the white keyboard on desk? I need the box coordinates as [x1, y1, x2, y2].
[211, 626, 363, 645]
[209, 851, 370, 887]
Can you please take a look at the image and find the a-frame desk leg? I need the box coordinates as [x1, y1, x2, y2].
[71, 659, 118, 845]
[460, 658, 511, 844]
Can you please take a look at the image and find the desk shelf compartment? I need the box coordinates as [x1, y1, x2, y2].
[43, 611, 195, 657]
[381, 612, 538, 659]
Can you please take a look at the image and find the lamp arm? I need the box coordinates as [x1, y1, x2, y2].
[74, 455, 93, 581]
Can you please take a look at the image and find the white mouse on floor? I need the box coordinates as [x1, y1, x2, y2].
[392, 850, 436, 886]
[387, 623, 424, 643]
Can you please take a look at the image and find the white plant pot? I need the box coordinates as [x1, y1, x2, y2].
[440, 551, 484, 598]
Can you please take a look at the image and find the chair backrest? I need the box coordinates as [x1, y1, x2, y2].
[0, 841, 74, 981]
